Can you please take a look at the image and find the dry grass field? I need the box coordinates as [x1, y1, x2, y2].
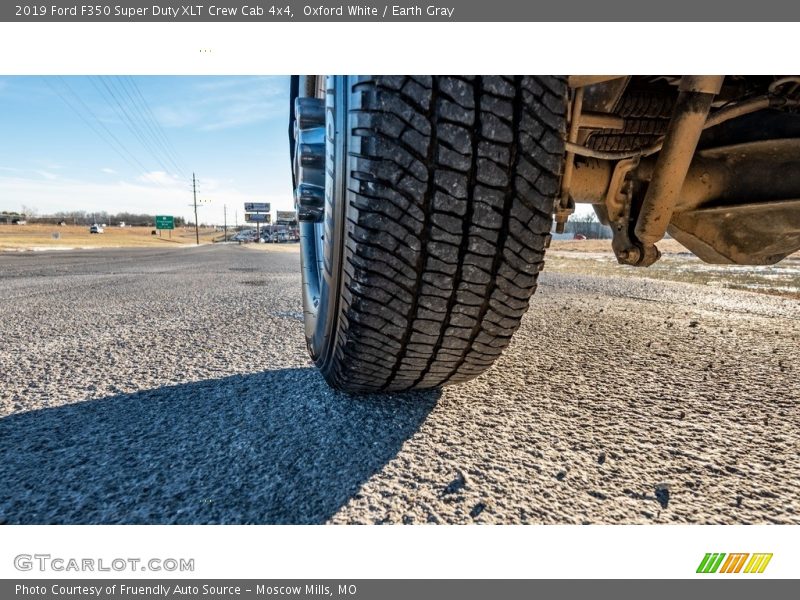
[0, 224, 220, 251]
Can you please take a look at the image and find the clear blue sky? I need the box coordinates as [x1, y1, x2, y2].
[0, 76, 292, 225]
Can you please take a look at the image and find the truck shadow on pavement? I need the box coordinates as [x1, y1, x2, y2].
[0, 368, 439, 524]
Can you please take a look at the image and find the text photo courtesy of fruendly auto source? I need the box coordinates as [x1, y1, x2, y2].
[0, 75, 797, 525]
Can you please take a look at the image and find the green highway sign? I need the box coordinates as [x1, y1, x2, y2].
[155, 215, 175, 230]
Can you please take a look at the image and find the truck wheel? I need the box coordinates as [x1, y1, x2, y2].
[292, 76, 567, 393]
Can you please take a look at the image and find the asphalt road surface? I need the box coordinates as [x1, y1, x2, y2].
[0, 245, 797, 524]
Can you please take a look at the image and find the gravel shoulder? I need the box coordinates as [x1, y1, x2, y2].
[0, 245, 797, 524]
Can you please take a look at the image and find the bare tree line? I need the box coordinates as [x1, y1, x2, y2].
[5, 208, 187, 227]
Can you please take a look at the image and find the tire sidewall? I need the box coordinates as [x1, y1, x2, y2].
[302, 76, 349, 376]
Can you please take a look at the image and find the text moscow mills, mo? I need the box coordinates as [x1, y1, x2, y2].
[16, 583, 360, 597]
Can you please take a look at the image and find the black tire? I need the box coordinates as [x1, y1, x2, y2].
[297, 75, 567, 393]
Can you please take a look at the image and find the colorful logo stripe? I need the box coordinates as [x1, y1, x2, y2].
[697, 553, 772, 574]
[697, 553, 726, 573]
[743, 553, 773, 573]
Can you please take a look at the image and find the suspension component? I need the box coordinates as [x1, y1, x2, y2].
[633, 76, 725, 261]
[604, 157, 654, 266]
[556, 87, 584, 232]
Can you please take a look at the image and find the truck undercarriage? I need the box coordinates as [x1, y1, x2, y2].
[560, 76, 800, 266]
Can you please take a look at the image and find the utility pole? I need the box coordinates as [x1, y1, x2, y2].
[192, 172, 199, 245]
[224, 204, 228, 242]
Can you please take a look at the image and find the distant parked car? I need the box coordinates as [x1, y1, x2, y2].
[89, 224, 104, 234]
[232, 230, 257, 242]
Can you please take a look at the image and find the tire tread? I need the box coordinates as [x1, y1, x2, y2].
[326, 76, 567, 392]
